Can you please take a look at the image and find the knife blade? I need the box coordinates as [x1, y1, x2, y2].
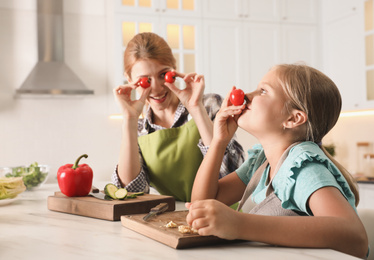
[143, 202, 169, 221]
[89, 186, 112, 200]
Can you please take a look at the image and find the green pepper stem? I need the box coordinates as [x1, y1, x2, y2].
[72, 154, 88, 169]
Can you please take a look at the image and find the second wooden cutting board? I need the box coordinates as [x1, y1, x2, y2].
[121, 211, 237, 249]
[48, 192, 175, 221]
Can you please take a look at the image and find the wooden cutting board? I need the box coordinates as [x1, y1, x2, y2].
[47, 191, 175, 221]
[122, 211, 235, 249]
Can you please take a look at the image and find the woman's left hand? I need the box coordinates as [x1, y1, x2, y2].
[185, 200, 240, 240]
[165, 71, 205, 111]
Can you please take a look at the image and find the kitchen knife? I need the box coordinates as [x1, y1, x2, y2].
[143, 202, 169, 221]
[89, 186, 112, 200]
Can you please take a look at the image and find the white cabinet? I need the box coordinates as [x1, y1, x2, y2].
[202, 0, 317, 23]
[323, 0, 368, 111]
[202, 0, 319, 97]
[115, 0, 201, 17]
[323, 0, 359, 23]
[358, 183, 374, 209]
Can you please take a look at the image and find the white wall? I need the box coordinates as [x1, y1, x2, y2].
[0, 0, 120, 184]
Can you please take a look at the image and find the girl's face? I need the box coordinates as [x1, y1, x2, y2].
[238, 68, 290, 139]
[129, 59, 178, 111]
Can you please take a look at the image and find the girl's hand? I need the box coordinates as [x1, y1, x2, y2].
[186, 200, 240, 240]
[213, 87, 245, 143]
[165, 71, 205, 111]
[113, 83, 151, 120]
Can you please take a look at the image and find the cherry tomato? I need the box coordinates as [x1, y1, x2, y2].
[164, 71, 176, 83]
[138, 77, 151, 88]
[230, 88, 245, 106]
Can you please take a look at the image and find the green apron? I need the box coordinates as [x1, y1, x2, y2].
[138, 119, 203, 202]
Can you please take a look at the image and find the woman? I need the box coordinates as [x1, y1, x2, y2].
[111, 32, 244, 202]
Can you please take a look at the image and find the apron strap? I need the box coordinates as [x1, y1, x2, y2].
[236, 142, 300, 212]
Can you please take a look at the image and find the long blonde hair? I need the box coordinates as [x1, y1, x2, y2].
[124, 32, 176, 80]
[274, 64, 359, 206]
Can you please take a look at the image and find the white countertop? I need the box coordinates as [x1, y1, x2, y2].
[1, 183, 360, 260]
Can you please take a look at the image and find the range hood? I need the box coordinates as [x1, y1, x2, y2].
[16, 0, 94, 96]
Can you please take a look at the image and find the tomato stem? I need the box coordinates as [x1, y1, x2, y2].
[72, 154, 88, 169]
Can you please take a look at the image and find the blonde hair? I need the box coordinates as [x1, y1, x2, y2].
[124, 32, 176, 80]
[274, 63, 359, 206]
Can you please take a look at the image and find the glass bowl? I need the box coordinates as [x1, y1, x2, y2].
[0, 164, 49, 190]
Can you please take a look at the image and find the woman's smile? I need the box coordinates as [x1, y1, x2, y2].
[149, 92, 168, 103]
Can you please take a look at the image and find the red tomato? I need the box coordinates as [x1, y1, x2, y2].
[138, 77, 151, 88]
[230, 88, 245, 106]
[164, 71, 176, 83]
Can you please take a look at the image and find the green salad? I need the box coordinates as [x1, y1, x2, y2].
[6, 162, 48, 190]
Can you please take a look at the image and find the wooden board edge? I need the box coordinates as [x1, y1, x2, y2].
[47, 196, 115, 221]
[121, 214, 180, 249]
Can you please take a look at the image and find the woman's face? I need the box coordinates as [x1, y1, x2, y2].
[129, 59, 178, 111]
[238, 68, 290, 139]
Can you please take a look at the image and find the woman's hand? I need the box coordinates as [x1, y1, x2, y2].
[186, 200, 241, 240]
[113, 83, 151, 120]
[213, 87, 245, 144]
[165, 71, 205, 112]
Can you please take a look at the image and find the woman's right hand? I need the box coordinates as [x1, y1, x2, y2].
[113, 83, 151, 120]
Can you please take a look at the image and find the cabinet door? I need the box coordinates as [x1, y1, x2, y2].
[282, 0, 318, 24]
[281, 24, 319, 67]
[323, 0, 359, 23]
[116, 0, 201, 17]
[324, 13, 366, 111]
[202, 0, 241, 20]
[248, 0, 279, 22]
[202, 20, 243, 97]
[244, 22, 280, 90]
[158, 17, 203, 79]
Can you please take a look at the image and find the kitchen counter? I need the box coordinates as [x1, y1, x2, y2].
[1, 183, 359, 260]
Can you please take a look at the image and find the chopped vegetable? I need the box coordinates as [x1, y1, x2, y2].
[103, 183, 144, 200]
[5, 162, 48, 190]
[114, 188, 128, 199]
[104, 183, 118, 199]
[0, 177, 26, 200]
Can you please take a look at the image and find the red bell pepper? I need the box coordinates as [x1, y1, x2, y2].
[57, 154, 93, 197]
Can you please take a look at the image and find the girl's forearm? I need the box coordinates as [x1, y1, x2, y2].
[117, 119, 141, 186]
[191, 139, 227, 201]
[236, 213, 367, 259]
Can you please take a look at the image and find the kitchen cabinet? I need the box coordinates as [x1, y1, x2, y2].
[202, 0, 317, 24]
[201, 1, 319, 97]
[358, 183, 374, 209]
[115, 0, 201, 17]
[322, 0, 371, 111]
[323, 0, 360, 23]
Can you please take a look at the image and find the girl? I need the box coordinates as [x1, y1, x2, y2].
[112, 32, 244, 202]
[186, 64, 368, 258]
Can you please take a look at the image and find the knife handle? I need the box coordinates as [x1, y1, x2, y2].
[91, 186, 100, 193]
[150, 202, 169, 213]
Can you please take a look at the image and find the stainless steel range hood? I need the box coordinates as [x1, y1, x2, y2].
[16, 0, 94, 97]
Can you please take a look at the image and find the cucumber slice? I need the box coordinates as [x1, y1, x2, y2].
[114, 188, 128, 200]
[104, 183, 118, 199]
[133, 191, 144, 196]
